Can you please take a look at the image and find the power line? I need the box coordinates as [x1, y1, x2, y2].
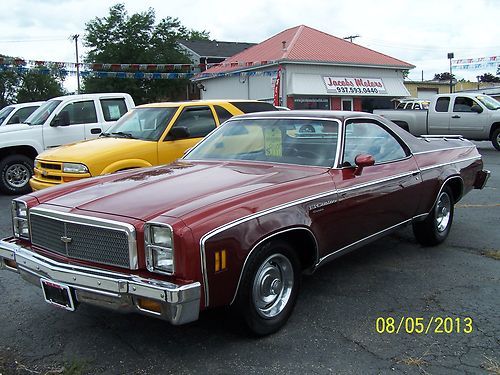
[0, 38, 67, 43]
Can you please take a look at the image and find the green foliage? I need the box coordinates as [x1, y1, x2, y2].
[433, 72, 455, 81]
[82, 3, 210, 104]
[478, 72, 500, 83]
[0, 58, 65, 108]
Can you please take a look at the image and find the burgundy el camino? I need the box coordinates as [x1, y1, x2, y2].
[0, 111, 490, 335]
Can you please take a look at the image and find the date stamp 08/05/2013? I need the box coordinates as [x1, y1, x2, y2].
[376, 317, 473, 335]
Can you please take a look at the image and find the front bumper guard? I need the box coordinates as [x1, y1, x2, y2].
[0, 238, 200, 325]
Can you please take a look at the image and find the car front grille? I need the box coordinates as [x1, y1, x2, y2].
[29, 209, 137, 269]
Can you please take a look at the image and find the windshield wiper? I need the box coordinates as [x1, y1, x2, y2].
[100, 132, 111, 137]
[111, 131, 135, 139]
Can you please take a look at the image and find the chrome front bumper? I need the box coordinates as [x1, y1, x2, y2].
[474, 169, 491, 190]
[0, 238, 201, 325]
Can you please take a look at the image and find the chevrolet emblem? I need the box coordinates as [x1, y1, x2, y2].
[60, 236, 72, 244]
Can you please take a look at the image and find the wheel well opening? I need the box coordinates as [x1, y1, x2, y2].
[264, 229, 318, 270]
[0, 146, 38, 161]
[446, 178, 463, 203]
[489, 123, 500, 138]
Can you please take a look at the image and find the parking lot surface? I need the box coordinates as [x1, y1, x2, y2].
[0, 142, 498, 375]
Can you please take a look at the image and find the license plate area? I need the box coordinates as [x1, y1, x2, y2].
[40, 279, 75, 311]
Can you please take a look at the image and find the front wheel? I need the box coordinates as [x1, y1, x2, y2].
[0, 155, 34, 195]
[491, 128, 500, 151]
[413, 186, 454, 246]
[235, 240, 301, 336]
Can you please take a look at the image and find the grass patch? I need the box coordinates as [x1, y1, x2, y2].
[482, 250, 500, 260]
[483, 356, 500, 375]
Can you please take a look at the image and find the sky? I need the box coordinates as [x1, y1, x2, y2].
[0, 0, 498, 92]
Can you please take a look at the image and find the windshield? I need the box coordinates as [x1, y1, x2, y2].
[184, 118, 339, 167]
[0, 106, 14, 123]
[476, 95, 500, 110]
[25, 100, 61, 125]
[102, 107, 177, 141]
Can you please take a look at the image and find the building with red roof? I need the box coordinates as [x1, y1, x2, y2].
[193, 25, 415, 112]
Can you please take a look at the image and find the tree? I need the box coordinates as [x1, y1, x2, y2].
[478, 72, 500, 83]
[433, 72, 455, 81]
[0, 55, 66, 107]
[16, 65, 66, 103]
[83, 3, 210, 104]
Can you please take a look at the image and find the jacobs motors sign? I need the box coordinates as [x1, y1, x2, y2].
[323, 77, 387, 95]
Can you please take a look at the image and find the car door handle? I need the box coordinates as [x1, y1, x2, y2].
[90, 128, 102, 134]
[451, 115, 461, 119]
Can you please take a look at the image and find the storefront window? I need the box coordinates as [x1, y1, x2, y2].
[294, 97, 330, 110]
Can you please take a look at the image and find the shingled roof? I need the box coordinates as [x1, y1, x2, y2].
[201, 25, 414, 75]
[177, 40, 256, 59]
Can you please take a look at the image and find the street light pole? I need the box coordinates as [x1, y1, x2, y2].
[72, 34, 81, 94]
[447, 52, 454, 94]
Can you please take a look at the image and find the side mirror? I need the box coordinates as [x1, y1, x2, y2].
[354, 154, 375, 176]
[168, 126, 190, 140]
[470, 105, 483, 114]
[50, 111, 70, 127]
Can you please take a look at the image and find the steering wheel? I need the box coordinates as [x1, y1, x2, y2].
[298, 124, 316, 133]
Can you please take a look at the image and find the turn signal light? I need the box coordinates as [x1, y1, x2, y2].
[3, 258, 17, 270]
[214, 250, 227, 272]
[137, 298, 162, 314]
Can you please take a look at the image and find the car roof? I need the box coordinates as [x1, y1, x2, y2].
[234, 110, 380, 121]
[138, 99, 267, 108]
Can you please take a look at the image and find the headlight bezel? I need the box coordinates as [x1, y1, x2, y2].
[12, 199, 29, 239]
[144, 223, 175, 275]
[62, 162, 89, 174]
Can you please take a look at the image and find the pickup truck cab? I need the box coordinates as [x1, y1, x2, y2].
[0, 101, 44, 126]
[30, 100, 277, 190]
[0, 93, 134, 194]
[374, 93, 500, 150]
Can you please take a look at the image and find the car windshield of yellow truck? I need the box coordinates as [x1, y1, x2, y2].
[102, 107, 177, 141]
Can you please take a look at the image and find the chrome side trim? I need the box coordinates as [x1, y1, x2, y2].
[412, 145, 474, 155]
[228, 227, 319, 306]
[419, 156, 481, 172]
[199, 169, 419, 307]
[29, 207, 138, 269]
[316, 218, 413, 267]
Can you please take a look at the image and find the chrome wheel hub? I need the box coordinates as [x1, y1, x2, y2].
[252, 254, 294, 318]
[5, 164, 30, 188]
[435, 192, 451, 232]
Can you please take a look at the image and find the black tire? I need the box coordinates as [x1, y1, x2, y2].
[491, 128, 500, 151]
[0, 154, 34, 195]
[413, 186, 454, 246]
[235, 240, 301, 336]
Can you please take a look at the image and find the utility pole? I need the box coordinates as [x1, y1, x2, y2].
[447, 52, 454, 93]
[72, 34, 80, 94]
[343, 35, 360, 43]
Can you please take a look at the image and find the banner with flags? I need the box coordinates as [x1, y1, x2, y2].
[451, 55, 500, 71]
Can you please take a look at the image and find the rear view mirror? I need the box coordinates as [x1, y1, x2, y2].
[50, 111, 70, 127]
[354, 154, 375, 176]
[470, 105, 483, 113]
[168, 126, 190, 140]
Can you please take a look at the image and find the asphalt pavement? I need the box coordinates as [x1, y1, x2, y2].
[0, 142, 498, 375]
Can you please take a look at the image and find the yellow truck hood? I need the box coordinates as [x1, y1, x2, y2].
[37, 137, 157, 175]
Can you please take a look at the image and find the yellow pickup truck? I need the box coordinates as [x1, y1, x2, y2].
[30, 100, 277, 190]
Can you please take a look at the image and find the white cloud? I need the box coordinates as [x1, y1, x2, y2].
[1, 0, 498, 92]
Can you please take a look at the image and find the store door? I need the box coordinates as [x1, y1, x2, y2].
[342, 98, 353, 111]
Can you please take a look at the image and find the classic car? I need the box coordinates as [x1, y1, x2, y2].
[0, 111, 490, 335]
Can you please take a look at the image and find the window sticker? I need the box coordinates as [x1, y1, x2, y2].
[264, 127, 282, 157]
[108, 105, 121, 120]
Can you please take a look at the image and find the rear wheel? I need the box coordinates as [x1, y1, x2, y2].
[0, 155, 34, 195]
[491, 128, 500, 151]
[235, 240, 301, 336]
[413, 186, 454, 246]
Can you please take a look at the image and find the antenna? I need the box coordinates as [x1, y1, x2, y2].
[343, 35, 360, 43]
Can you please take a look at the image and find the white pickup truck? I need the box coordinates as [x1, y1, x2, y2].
[0, 93, 135, 194]
[0, 101, 44, 126]
[374, 93, 500, 150]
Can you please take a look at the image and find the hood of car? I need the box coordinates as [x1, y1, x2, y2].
[37, 137, 157, 173]
[0, 123, 32, 133]
[36, 161, 324, 222]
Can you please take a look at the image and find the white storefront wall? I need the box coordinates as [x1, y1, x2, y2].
[199, 63, 409, 101]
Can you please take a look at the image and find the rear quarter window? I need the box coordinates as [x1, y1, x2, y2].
[230, 102, 278, 113]
[100, 98, 128, 121]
